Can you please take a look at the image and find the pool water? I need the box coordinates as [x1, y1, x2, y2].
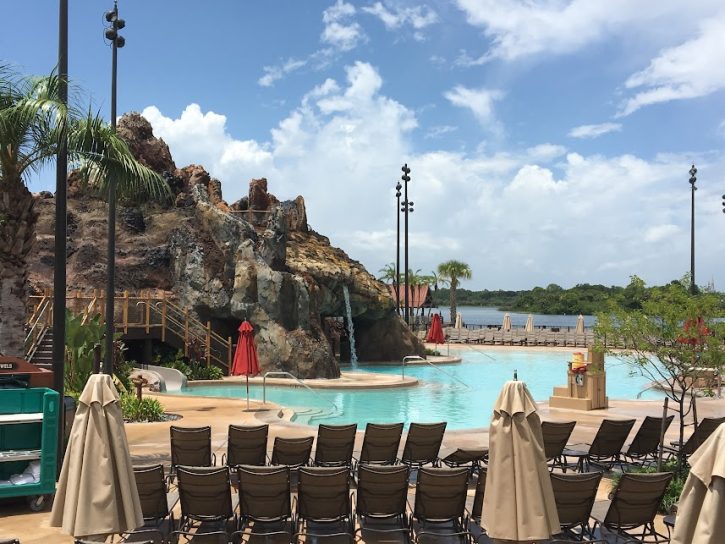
[179, 350, 662, 430]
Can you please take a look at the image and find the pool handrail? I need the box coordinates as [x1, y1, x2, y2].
[401, 356, 471, 389]
[262, 371, 341, 416]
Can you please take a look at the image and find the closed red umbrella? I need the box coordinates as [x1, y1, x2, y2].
[426, 313, 445, 344]
[231, 320, 260, 410]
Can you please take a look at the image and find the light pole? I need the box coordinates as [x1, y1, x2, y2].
[689, 164, 697, 294]
[103, 1, 125, 374]
[395, 181, 402, 315]
[400, 164, 413, 325]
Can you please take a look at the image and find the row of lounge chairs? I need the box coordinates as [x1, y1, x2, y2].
[440, 328, 595, 347]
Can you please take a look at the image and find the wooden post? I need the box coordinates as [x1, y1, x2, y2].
[145, 292, 151, 334]
[161, 293, 167, 343]
[206, 321, 212, 367]
[183, 308, 189, 356]
[227, 336, 232, 369]
[656, 397, 669, 472]
[123, 290, 129, 333]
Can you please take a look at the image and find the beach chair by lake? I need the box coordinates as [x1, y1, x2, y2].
[563, 418, 635, 472]
[541, 421, 576, 472]
[411, 467, 471, 544]
[357, 422, 405, 467]
[623, 415, 674, 466]
[355, 464, 412, 543]
[550, 471, 602, 540]
[400, 422, 447, 470]
[294, 466, 355, 544]
[591, 472, 673, 543]
[170, 426, 215, 476]
[314, 423, 357, 468]
[663, 416, 725, 459]
[223, 424, 268, 468]
[232, 465, 293, 544]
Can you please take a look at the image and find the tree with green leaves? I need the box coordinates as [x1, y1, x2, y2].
[0, 66, 169, 357]
[595, 278, 725, 474]
[437, 260, 472, 324]
[378, 262, 397, 284]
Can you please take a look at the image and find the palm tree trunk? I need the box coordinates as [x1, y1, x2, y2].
[450, 286, 457, 326]
[0, 180, 37, 357]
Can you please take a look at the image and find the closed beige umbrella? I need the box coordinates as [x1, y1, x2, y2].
[672, 423, 725, 544]
[50, 374, 143, 538]
[502, 313, 512, 332]
[483, 380, 559, 542]
[575, 314, 585, 334]
[454, 312, 463, 329]
[525, 314, 534, 332]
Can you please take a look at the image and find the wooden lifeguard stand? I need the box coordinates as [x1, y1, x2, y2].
[549, 348, 608, 410]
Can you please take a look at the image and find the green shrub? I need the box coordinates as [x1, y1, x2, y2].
[159, 350, 224, 380]
[120, 394, 165, 422]
[610, 460, 686, 514]
[424, 348, 441, 356]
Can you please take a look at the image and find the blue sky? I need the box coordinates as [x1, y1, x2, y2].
[5, 1, 725, 290]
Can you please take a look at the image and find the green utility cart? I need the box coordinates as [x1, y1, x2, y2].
[0, 387, 59, 511]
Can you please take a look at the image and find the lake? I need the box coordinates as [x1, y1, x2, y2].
[435, 305, 596, 329]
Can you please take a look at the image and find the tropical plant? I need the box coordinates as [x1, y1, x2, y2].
[378, 262, 397, 284]
[120, 394, 165, 422]
[595, 278, 725, 474]
[437, 260, 472, 324]
[0, 65, 170, 357]
[64, 309, 104, 393]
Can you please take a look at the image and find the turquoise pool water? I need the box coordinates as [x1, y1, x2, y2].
[179, 350, 661, 430]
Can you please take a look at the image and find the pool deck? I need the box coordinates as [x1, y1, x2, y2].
[2, 344, 724, 542]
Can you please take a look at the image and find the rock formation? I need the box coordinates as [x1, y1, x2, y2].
[30, 113, 425, 378]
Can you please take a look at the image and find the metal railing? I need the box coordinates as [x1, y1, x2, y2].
[262, 371, 341, 415]
[401, 355, 471, 389]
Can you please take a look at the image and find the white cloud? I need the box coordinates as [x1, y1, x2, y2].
[258, 58, 307, 87]
[321, 0, 366, 51]
[453, 0, 721, 63]
[619, 15, 725, 116]
[569, 122, 622, 139]
[362, 2, 438, 39]
[425, 125, 458, 139]
[144, 63, 725, 290]
[444, 86, 504, 128]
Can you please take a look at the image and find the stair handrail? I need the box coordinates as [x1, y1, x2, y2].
[80, 296, 99, 326]
[401, 355, 471, 389]
[25, 297, 52, 359]
[262, 371, 341, 415]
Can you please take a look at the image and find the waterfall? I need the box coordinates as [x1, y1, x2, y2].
[342, 285, 358, 368]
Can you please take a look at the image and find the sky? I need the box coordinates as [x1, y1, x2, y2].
[4, 0, 725, 291]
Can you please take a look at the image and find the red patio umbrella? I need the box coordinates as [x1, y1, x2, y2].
[231, 320, 260, 411]
[426, 313, 445, 344]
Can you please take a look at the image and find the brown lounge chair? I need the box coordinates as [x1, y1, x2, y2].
[294, 466, 355, 544]
[541, 421, 576, 472]
[440, 448, 489, 475]
[623, 415, 674, 466]
[223, 424, 268, 468]
[232, 465, 293, 544]
[592, 472, 673, 543]
[357, 422, 404, 467]
[563, 418, 635, 472]
[550, 471, 602, 540]
[124, 464, 177, 544]
[170, 425, 215, 477]
[173, 465, 237, 543]
[400, 422, 447, 470]
[356, 464, 412, 543]
[314, 423, 357, 468]
[270, 436, 314, 469]
[664, 416, 725, 459]
[411, 467, 471, 544]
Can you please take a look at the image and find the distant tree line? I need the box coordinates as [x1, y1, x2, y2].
[430, 276, 725, 315]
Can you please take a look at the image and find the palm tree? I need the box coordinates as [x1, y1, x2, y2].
[378, 262, 397, 284]
[437, 260, 472, 324]
[0, 66, 169, 357]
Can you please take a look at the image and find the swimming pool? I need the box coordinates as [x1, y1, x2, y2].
[179, 350, 661, 429]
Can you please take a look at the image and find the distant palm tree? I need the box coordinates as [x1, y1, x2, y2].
[437, 260, 472, 324]
[0, 66, 170, 357]
[378, 262, 397, 284]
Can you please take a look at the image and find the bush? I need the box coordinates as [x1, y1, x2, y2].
[424, 348, 441, 356]
[610, 460, 686, 514]
[159, 350, 224, 380]
[120, 394, 165, 422]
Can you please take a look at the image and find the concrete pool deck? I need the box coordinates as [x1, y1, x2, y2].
[2, 345, 724, 542]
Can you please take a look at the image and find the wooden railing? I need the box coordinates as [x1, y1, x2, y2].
[27, 290, 233, 372]
[24, 293, 53, 359]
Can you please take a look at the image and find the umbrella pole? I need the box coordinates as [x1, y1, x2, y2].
[246, 375, 250, 411]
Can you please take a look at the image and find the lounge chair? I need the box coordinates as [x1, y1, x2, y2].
[355, 464, 412, 543]
[294, 466, 355, 544]
[400, 422, 447, 470]
[664, 416, 725, 459]
[270, 436, 314, 469]
[440, 448, 488, 475]
[232, 465, 293, 544]
[550, 472, 602, 540]
[563, 418, 635, 472]
[468, 467, 487, 532]
[173, 465, 237, 543]
[623, 415, 674, 466]
[411, 467, 471, 544]
[541, 421, 576, 472]
[592, 472, 673, 543]
[124, 464, 177, 544]
[223, 424, 268, 468]
[170, 426, 215, 477]
[357, 422, 404, 467]
[314, 423, 357, 468]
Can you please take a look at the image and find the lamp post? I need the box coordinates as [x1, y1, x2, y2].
[689, 164, 697, 294]
[103, 1, 125, 374]
[400, 164, 413, 325]
[395, 181, 402, 315]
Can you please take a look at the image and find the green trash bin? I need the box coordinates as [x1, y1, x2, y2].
[0, 387, 60, 510]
